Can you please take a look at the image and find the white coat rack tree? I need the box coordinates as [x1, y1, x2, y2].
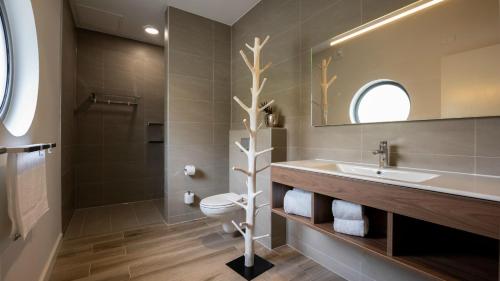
[225, 35, 275, 279]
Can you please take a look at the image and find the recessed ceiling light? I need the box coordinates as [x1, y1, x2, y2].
[144, 26, 159, 35]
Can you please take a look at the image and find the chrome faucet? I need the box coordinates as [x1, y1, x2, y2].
[372, 141, 389, 169]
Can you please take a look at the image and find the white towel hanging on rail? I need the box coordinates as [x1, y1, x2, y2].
[6, 150, 49, 240]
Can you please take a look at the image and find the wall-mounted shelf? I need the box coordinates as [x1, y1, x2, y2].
[271, 166, 500, 281]
[146, 121, 164, 144]
[147, 122, 164, 126]
[3, 143, 57, 154]
[148, 140, 164, 144]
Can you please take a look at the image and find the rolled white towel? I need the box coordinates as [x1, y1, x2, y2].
[333, 216, 369, 237]
[283, 188, 312, 218]
[332, 199, 364, 220]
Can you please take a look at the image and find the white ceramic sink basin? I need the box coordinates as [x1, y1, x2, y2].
[273, 160, 500, 202]
[336, 163, 439, 183]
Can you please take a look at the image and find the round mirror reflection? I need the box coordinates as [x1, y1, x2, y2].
[350, 80, 411, 124]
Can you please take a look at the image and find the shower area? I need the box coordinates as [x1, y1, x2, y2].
[61, 2, 231, 237]
[61, 27, 166, 237]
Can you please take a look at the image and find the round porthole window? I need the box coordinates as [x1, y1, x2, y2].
[350, 80, 411, 124]
[0, 1, 12, 119]
[1, 0, 39, 136]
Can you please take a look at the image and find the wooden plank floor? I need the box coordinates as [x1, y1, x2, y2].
[50, 218, 345, 281]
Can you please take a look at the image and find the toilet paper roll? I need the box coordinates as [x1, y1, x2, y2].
[184, 165, 196, 176]
[184, 191, 195, 205]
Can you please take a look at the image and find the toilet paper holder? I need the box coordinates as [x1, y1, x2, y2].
[184, 165, 196, 176]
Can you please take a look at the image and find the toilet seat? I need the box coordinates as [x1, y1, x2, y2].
[200, 193, 243, 209]
[199, 193, 246, 233]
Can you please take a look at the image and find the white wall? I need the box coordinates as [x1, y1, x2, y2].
[0, 0, 62, 280]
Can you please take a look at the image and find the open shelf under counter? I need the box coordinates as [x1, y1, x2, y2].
[272, 208, 388, 257]
[389, 213, 499, 281]
[393, 254, 498, 281]
[271, 164, 500, 281]
[272, 208, 311, 225]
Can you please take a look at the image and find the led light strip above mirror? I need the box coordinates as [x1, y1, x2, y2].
[329, 0, 445, 47]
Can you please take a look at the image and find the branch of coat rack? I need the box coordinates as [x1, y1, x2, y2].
[0, 143, 57, 154]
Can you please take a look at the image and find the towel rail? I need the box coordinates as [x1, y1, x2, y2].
[2, 143, 57, 154]
[90, 93, 139, 106]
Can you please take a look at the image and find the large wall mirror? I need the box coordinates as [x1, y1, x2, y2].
[311, 0, 500, 126]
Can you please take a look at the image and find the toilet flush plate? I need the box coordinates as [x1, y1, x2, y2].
[226, 255, 274, 280]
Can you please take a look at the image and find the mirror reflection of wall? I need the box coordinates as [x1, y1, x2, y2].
[311, 0, 500, 126]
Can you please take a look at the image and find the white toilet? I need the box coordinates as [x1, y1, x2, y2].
[200, 193, 245, 233]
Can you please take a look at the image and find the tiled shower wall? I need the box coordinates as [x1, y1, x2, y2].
[231, 0, 500, 280]
[165, 8, 231, 224]
[61, 0, 77, 230]
[74, 30, 164, 208]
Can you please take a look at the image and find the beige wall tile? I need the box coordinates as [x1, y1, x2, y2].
[166, 9, 231, 223]
[214, 102, 231, 123]
[476, 117, 500, 157]
[169, 99, 213, 123]
[170, 74, 212, 101]
[170, 22, 213, 57]
[476, 156, 500, 176]
[169, 122, 213, 145]
[214, 61, 231, 82]
[265, 56, 301, 94]
[300, 0, 361, 50]
[214, 123, 230, 146]
[300, 0, 343, 22]
[362, 0, 416, 23]
[262, 25, 301, 65]
[170, 50, 213, 80]
[213, 81, 231, 103]
[260, 0, 299, 37]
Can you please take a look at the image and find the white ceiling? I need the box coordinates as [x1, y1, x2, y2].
[166, 0, 260, 25]
[69, 0, 260, 46]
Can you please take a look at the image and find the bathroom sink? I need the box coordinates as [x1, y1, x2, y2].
[336, 164, 439, 183]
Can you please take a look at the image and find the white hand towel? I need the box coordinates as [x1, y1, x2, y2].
[333, 216, 369, 237]
[332, 200, 364, 220]
[283, 188, 312, 218]
[6, 150, 49, 240]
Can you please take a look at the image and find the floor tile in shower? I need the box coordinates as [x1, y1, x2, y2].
[64, 199, 165, 239]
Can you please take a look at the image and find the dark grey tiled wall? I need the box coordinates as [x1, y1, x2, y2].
[74, 30, 164, 208]
[231, 0, 500, 177]
[166, 8, 231, 224]
[61, 0, 77, 231]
